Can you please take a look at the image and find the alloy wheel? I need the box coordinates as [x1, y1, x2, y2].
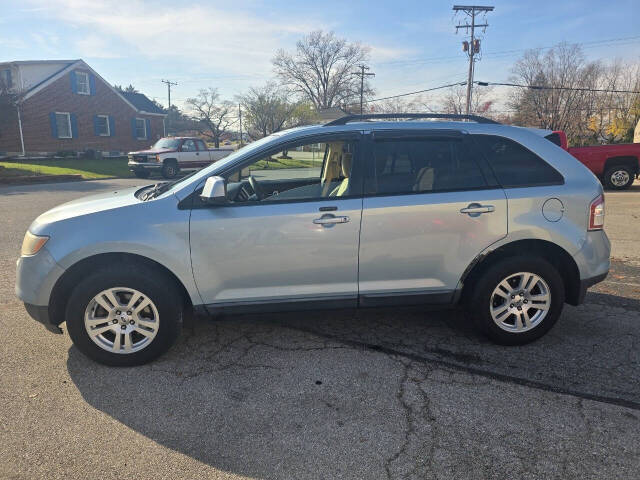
[84, 287, 160, 354]
[489, 272, 551, 333]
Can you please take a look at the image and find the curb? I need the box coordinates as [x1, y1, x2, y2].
[0, 174, 84, 185]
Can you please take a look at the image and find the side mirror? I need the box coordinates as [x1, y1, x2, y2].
[200, 176, 227, 204]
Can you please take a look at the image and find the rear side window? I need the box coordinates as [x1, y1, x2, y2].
[544, 133, 563, 147]
[372, 138, 487, 194]
[472, 135, 563, 188]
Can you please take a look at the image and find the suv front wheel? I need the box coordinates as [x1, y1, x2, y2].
[467, 256, 564, 345]
[65, 264, 182, 366]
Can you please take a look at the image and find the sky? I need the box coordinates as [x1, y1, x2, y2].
[1, 0, 639, 111]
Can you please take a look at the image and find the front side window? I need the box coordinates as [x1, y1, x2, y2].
[182, 139, 196, 152]
[472, 135, 564, 187]
[371, 137, 487, 194]
[96, 115, 109, 136]
[75, 71, 90, 95]
[55, 113, 72, 138]
[135, 118, 146, 139]
[223, 138, 357, 203]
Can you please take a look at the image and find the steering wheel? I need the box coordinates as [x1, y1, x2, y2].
[248, 175, 265, 200]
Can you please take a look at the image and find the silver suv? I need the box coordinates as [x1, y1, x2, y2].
[16, 114, 610, 366]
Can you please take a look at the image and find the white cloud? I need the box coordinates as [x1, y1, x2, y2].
[75, 35, 123, 59]
[25, 0, 324, 75]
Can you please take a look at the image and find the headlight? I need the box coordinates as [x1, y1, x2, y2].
[21, 231, 49, 256]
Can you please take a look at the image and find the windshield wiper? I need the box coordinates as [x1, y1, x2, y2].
[141, 182, 168, 201]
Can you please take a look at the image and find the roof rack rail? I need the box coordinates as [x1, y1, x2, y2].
[324, 113, 500, 126]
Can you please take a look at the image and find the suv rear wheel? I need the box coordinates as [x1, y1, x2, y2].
[603, 165, 634, 190]
[65, 264, 182, 366]
[467, 256, 564, 345]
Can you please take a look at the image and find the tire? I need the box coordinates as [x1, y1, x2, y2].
[133, 170, 150, 179]
[65, 263, 182, 366]
[161, 160, 178, 179]
[466, 256, 565, 345]
[603, 165, 634, 190]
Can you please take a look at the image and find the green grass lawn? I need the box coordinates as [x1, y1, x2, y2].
[0, 157, 131, 179]
[251, 157, 319, 170]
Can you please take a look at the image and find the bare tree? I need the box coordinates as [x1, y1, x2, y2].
[239, 82, 317, 140]
[369, 96, 427, 117]
[441, 84, 494, 115]
[0, 78, 24, 153]
[588, 61, 640, 143]
[508, 43, 602, 145]
[186, 88, 234, 148]
[273, 30, 372, 109]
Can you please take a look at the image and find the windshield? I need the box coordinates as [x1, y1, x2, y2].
[152, 138, 181, 149]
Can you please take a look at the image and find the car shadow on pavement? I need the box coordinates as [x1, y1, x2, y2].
[66, 292, 640, 478]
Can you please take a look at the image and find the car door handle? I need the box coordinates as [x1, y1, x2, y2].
[460, 203, 495, 215]
[313, 214, 350, 225]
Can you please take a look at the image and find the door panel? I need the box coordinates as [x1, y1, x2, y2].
[359, 190, 507, 298]
[190, 134, 363, 308]
[190, 199, 362, 305]
[358, 132, 507, 302]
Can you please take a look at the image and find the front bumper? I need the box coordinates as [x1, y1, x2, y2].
[128, 161, 161, 171]
[24, 303, 62, 334]
[16, 247, 65, 306]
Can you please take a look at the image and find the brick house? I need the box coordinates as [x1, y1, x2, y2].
[0, 59, 166, 156]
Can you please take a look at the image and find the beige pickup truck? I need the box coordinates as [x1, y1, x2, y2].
[128, 137, 233, 179]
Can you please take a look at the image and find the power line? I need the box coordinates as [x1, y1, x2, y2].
[346, 81, 468, 106]
[161, 79, 178, 134]
[352, 64, 376, 115]
[453, 5, 494, 115]
[375, 34, 640, 68]
[476, 81, 640, 94]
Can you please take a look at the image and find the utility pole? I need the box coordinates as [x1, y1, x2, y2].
[453, 5, 494, 115]
[353, 64, 375, 115]
[161, 79, 177, 133]
[238, 103, 243, 147]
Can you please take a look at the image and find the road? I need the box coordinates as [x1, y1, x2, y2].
[1, 178, 638, 479]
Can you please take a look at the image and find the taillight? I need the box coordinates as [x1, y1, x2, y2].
[588, 194, 605, 231]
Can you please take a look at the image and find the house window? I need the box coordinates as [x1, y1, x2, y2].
[55, 113, 72, 139]
[0, 69, 11, 89]
[76, 71, 90, 95]
[96, 115, 110, 136]
[135, 118, 146, 139]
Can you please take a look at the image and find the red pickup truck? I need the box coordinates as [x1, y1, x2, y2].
[547, 131, 640, 189]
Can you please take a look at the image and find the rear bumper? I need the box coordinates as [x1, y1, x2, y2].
[24, 303, 62, 334]
[576, 271, 608, 305]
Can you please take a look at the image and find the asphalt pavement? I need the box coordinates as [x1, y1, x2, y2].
[1, 178, 638, 479]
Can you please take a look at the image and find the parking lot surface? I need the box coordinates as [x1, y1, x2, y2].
[1, 179, 639, 479]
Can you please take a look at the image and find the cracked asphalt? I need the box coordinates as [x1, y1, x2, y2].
[1, 178, 639, 479]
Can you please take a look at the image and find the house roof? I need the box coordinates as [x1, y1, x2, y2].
[317, 106, 351, 122]
[5, 59, 166, 116]
[120, 91, 166, 115]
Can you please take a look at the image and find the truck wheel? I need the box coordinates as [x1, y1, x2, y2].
[603, 165, 634, 190]
[134, 170, 150, 179]
[162, 160, 179, 179]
